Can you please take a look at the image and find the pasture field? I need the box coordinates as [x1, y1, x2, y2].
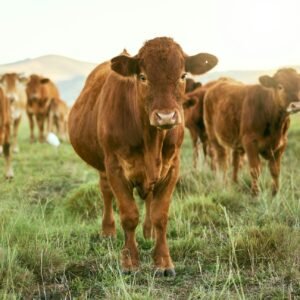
[0, 116, 300, 299]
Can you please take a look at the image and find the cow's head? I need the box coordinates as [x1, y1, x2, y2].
[259, 68, 300, 112]
[26, 75, 51, 114]
[0, 73, 27, 103]
[26, 74, 49, 101]
[111, 37, 218, 129]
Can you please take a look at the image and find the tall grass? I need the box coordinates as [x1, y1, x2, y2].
[0, 116, 299, 299]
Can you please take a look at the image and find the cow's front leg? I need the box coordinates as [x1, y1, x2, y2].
[269, 144, 286, 196]
[243, 136, 261, 196]
[151, 165, 178, 277]
[27, 113, 35, 143]
[36, 114, 45, 142]
[143, 193, 155, 240]
[107, 163, 139, 273]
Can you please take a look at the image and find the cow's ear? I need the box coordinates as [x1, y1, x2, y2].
[259, 75, 276, 88]
[111, 55, 139, 76]
[40, 78, 50, 84]
[185, 53, 218, 75]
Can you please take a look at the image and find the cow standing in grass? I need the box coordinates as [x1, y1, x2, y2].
[68, 37, 218, 275]
[48, 98, 69, 141]
[26, 75, 60, 142]
[0, 73, 27, 153]
[0, 88, 13, 178]
[204, 68, 300, 195]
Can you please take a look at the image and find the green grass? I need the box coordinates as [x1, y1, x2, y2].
[0, 115, 300, 299]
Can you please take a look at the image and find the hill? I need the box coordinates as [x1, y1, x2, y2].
[0, 55, 97, 105]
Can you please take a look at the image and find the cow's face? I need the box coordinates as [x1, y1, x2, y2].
[0, 73, 27, 103]
[26, 76, 50, 110]
[111, 37, 218, 129]
[259, 68, 300, 112]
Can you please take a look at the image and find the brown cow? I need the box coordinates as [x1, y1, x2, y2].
[68, 37, 218, 275]
[48, 98, 69, 141]
[0, 88, 13, 178]
[26, 75, 60, 142]
[0, 73, 27, 152]
[204, 68, 300, 195]
[184, 79, 219, 168]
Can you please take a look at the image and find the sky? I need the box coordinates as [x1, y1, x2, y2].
[1, 0, 300, 71]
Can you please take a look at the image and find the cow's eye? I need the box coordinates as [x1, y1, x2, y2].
[278, 84, 283, 90]
[180, 73, 188, 81]
[139, 73, 147, 82]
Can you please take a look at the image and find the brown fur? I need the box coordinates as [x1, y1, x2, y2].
[184, 79, 219, 168]
[0, 88, 13, 178]
[69, 37, 218, 275]
[26, 74, 60, 142]
[48, 98, 69, 141]
[204, 69, 300, 195]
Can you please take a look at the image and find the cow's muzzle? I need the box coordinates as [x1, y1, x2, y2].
[287, 101, 300, 114]
[150, 109, 182, 129]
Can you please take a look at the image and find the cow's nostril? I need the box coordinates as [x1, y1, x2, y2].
[156, 112, 176, 120]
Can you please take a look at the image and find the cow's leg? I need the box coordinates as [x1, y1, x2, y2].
[143, 193, 155, 240]
[243, 137, 261, 196]
[151, 165, 178, 277]
[28, 113, 35, 143]
[12, 117, 21, 153]
[36, 115, 45, 142]
[189, 127, 199, 168]
[3, 124, 13, 179]
[106, 163, 139, 272]
[99, 171, 116, 237]
[232, 150, 241, 183]
[269, 145, 285, 196]
[211, 139, 228, 180]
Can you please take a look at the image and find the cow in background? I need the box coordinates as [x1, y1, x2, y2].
[48, 98, 69, 141]
[0, 88, 13, 178]
[26, 75, 59, 142]
[204, 68, 300, 195]
[69, 37, 218, 275]
[184, 79, 219, 168]
[0, 73, 27, 153]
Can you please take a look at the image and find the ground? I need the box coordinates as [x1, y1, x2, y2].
[0, 116, 300, 299]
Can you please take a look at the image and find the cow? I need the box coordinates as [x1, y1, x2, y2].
[68, 37, 218, 276]
[48, 98, 69, 141]
[0, 88, 13, 178]
[0, 73, 27, 153]
[184, 79, 219, 168]
[204, 68, 300, 196]
[26, 75, 60, 142]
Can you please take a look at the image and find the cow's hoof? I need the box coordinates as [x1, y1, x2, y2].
[164, 268, 176, 277]
[154, 268, 176, 277]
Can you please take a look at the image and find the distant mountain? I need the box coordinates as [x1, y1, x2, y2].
[0, 55, 97, 105]
[1, 55, 299, 105]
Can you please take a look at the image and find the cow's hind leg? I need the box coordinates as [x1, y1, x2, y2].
[99, 171, 116, 237]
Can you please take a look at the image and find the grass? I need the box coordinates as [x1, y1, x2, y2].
[0, 115, 300, 299]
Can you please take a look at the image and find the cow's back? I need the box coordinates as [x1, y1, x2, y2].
[68, 61, 111, 170]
